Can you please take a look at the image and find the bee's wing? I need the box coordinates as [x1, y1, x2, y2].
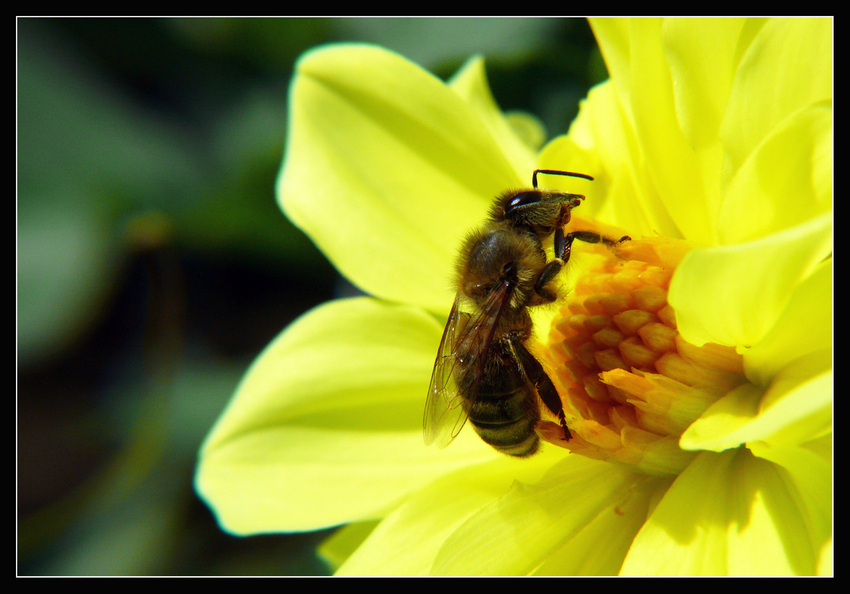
[423, 295, 470, 448]
[423, 283, 510, 449]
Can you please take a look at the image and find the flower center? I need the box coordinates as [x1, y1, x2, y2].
[537, 225, 749, 475]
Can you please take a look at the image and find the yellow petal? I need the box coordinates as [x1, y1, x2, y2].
[622, 449, 819, 575]
[335, 455, 557, 575]
[430, 456, 655, 575]
[668, 210, 832, 348]
[541, 83, 679, 239]
[720, 18, 832, 177]
[196, 297, 488, 534]
[317, 521, 378, 572]
[681, 349, 831, 451]
[663, 18, 759, 228]
[533, 473, 673, 575]
[749, 436, 832, 564]
[589, 18, 632, 95]
[718, 101, 833, 244]
[817, 535, 833, 576]
[447, 56, 537, 174]
[594, 18, 713, 245]
[743, 258, 831, 384]
[663, 18, 753, 153]
[278, 44, 524, 313]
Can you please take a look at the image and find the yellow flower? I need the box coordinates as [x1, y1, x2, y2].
[195, 17, 832, 576]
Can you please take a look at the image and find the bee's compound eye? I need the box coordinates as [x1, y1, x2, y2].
[506, 191, 541, 212]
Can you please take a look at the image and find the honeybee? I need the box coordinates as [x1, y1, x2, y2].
[424, 169, 630, 457]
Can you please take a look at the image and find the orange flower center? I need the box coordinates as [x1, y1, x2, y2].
[537, 221, 749, 474]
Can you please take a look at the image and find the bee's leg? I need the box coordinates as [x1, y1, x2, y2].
[534, 230, 568, 300]
[534, 230, 630, 299]
[536, 372, 571, 441]
[515, 340, 571, 441]
[562, 229, 631, 263]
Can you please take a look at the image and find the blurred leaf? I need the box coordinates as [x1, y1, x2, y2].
[17, 22, 203, 363]
[332, 17, 563, 67]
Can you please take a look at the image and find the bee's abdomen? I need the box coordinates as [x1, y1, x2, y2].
[468, 392, 541, 458]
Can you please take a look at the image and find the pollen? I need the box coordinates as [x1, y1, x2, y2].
[538, 230, 748, 475]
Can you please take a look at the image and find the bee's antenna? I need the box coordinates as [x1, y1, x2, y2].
[532, 169, 594, 189]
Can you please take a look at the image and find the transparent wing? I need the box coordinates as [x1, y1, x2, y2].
[423, 282, 511, 449]
[423, 295, 470, 448]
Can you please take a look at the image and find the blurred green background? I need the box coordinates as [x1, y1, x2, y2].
[17, 17, 604, 575]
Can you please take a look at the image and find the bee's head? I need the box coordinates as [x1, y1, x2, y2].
[490, 189, 584, 238]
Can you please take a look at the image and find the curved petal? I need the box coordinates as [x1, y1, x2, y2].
[720, 18, 832, 177]
[334, 454, 560, 575]
[662, 18, 758, 231]
[663, 18, 753, 154]
[680, 349, 831, 451]
[278, 44, 525, 313]
[593, 18, 712, 245]
[317, 521, 379, 571]
[447, 56, 538, 174]
[749, 435, 832, 562]
[196, 297, 491, 534]
[743, 258, 832, 384]
[429, 456, 655, 575]
[588, 18, 632, 96]
[668, 210, 832, 348]
[622, 449, 819, 575]
[532, 472, 673, 575]
[541, 84, 680, 241]
[718, 101, 833, 244]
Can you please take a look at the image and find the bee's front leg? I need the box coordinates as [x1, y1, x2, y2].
[534, 228, 630, 300]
